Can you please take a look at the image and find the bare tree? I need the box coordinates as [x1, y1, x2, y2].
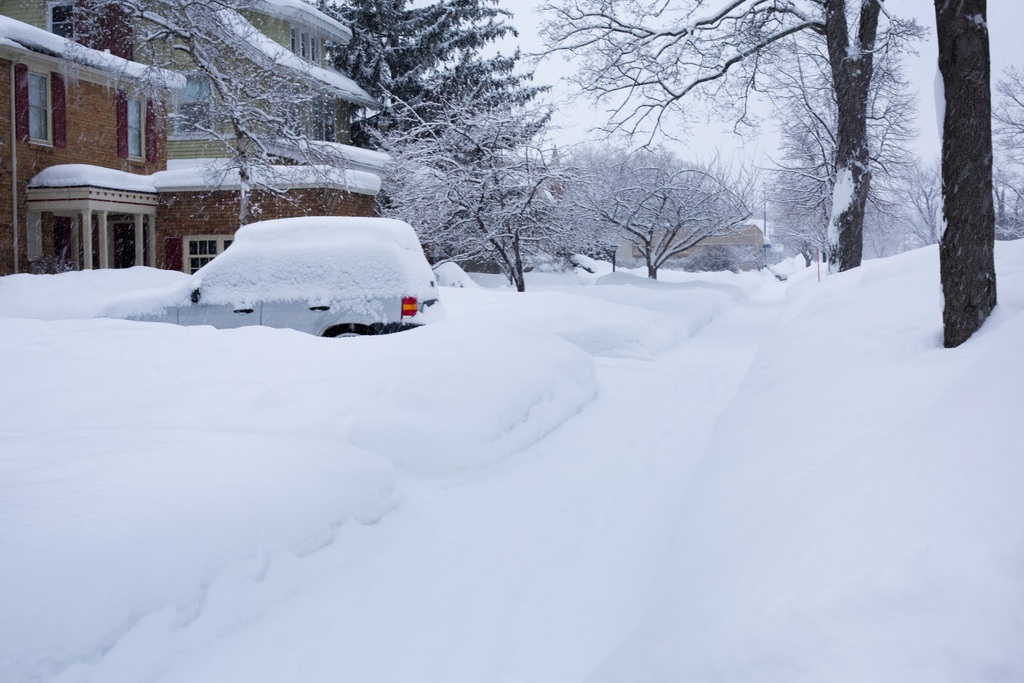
[993, 67, 1024, 239]
[569, 147, 755, 280]
[934, 0, 997, 348]
[379, 95, 575, 292]
[766, 23, 917, 263]
[541, 0, 921, 272]
[994, 66, 1024, 162]
[993, 167, 1024, 240]
[893, 159, 942, 247]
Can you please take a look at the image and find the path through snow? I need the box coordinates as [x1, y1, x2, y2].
[92, 276, 787, 683]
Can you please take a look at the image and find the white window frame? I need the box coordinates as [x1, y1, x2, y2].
[184, 235, 233, 274]
[127, 97, 144, 159]
[27, 71, 51, 144]
[46, 1, 74, 39]
[309, 35, 320, 64]
[176, 72, 212, 135]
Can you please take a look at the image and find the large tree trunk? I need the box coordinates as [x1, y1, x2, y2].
[824, 0, 880, 272]
[935, 0, 997, 348]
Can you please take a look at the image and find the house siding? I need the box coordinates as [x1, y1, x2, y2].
[0, 0, 46, 28]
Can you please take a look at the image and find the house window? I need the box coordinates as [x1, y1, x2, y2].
[28, 72, 50, 142]
[178, 73, 212, 133]
[185, 236, 233, 273]
[290, 25, 317, 62]
[48, 2, 74, 39]
[127, 97, 143, 157]
[313, 97, 336, 141]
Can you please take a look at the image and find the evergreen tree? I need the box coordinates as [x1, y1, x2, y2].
[328, 0, 544, 147]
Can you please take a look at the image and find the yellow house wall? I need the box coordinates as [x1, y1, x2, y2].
[0, 0, 46, 28]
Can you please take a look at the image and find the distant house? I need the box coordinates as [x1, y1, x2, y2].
[616, 223, 768, 272]
[0, 0, 386, 276]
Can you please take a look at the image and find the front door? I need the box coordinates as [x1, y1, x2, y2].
[53, 217, 75, 270]
[113, 222, 136, 269]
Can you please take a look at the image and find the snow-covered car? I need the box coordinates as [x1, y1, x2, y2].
[104, 216, 444, 336]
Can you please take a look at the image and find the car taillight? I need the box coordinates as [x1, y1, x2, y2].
[401, 296, 418, 318]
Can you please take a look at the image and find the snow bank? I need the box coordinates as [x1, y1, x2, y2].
[0, 292, 599, 677]
[0, 267, 187, 320]
[440, 286, 683, 358]
[433, 262, 479, 288]
[349, 314, 598, 475]
[0, 320, 399, 681]
[588, 242, 1024, 683]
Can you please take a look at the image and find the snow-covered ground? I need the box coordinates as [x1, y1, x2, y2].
[1, 244, 1022, 682]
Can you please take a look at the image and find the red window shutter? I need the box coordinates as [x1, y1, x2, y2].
[52, 72, 67, 148]
[163, 237, 183, 271]
[116, 90, 128, 158]
[145, 99, 158, 162]
[14, 64, 29, 142]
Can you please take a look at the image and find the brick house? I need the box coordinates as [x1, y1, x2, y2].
[0, 15, 179, 275]
[1, 0, 386, 276]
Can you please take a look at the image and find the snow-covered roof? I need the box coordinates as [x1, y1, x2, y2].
[271, 139, 390, 173]
[221, 10, 376, 108]
[28, 161, 380, 195]
[0, 16, 185, 92]
[152, 159, 381, 195]
[253, 0, 352, 44]
[29, 165, 158, 193]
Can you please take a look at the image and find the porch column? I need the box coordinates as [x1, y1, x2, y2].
[148, 214, 157, 267]
[134, 213, 145, 266]
[81, 209, 93, 270]
[71, 215, 80, 271]
[98, 211, 109, 269]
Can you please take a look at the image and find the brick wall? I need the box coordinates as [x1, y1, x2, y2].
[0, 56, 168, 274]
[156, 187, 377, 270]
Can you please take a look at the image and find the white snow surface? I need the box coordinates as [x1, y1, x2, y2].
[2, 243, 1023, 682]
[432, 261, 479, 288]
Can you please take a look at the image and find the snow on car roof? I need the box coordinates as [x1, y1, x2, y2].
[195, 217, 436, 307]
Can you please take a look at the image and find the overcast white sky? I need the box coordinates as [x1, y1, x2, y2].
[503, 2, 1023, 165]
